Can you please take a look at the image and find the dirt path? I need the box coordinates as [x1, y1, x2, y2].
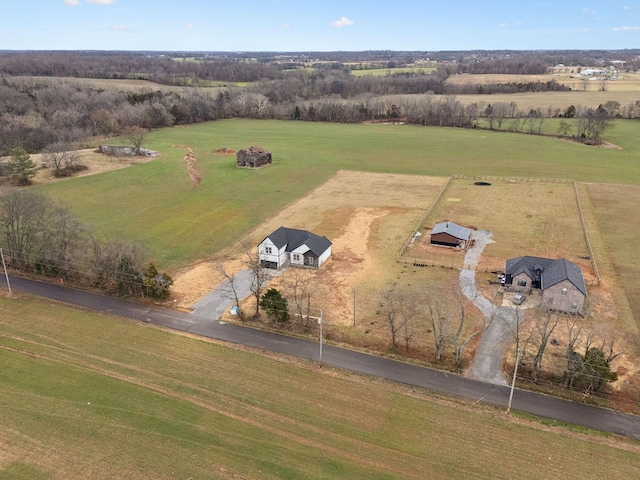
[183, 147, 201, 185]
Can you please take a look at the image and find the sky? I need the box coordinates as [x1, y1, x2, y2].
[1, 0, 639, 52]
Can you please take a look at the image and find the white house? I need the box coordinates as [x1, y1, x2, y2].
[259, 227, 332, 270]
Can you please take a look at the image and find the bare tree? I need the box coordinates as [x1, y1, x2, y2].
[380, 285, 405, 352]
[218, 265, 244, 320]
[428, 299, 449, 361]
[42, 141, 80, 176]
[532, 304, 559, 383]
[581, 77, 589, 91]
[126, 126, 147, 155]
[450, 294, 495, 372]
[244, 243, 271, 318]
[285, 269, 320, 328]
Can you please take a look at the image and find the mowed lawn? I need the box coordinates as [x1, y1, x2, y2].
[1, 294, 640, 480]
[37, 119, 640, 269]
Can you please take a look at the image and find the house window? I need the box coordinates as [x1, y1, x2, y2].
[571, 302, 578, 309]
[265, 247, 272, 255]
[562, 287, 568, 295]
[293, 254, 301, 262]
[517, 279, 527, 287]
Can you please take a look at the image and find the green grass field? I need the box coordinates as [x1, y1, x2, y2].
[36, 119, 640, 270]
[2, 294, 639, 480]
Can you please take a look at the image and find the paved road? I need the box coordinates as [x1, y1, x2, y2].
[3, 274, 640, 441]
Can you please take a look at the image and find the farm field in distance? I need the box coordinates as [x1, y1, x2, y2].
[2, 293, 640, 480]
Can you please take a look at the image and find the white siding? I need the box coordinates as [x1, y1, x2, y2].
[318, 246, 332, 267]
[259, 238, 287, 268]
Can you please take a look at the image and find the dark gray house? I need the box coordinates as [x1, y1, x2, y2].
[259, 227, 332, 270]
[505, 256, 587, 314]
[430, 221, 472, 247]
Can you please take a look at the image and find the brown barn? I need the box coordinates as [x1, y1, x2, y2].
[430, 221, 471, 247]
[236, 145, 272, 168]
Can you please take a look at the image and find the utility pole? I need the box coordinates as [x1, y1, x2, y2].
[352, 288, 356, 326]
[0, 248, 11, 294]
[506, 348, 520, 414]
[318, 309, 323, 366]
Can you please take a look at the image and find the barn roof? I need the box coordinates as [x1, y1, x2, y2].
[431, 221, 471, 241]
[263, 227, 331, 256]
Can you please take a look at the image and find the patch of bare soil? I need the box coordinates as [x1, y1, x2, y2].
[171, 171, 448, 320]
[183, 147, 201, 185]
[15, 148, 157, 186]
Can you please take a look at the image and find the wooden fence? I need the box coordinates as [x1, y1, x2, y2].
[397, 176, 453, 259]
[573, 181, 601, 286]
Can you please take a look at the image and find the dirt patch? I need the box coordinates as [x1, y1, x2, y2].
[10, 148, 157, 186]
[183, 147, 201, 186]
[171, 171, 448, 321]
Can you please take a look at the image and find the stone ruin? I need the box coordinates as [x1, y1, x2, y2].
[236, 145, 272, 168]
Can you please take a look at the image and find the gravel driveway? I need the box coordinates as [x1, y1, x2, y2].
[460, 230, 524, 384]
[191, 269, 255, 319]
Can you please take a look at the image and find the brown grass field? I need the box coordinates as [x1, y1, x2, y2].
[172, 173, 638, 398]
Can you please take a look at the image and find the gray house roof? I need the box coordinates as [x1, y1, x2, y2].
[263, 227, 332, 256]
[506, 256, 587, 296]
[431, 221, 471, 241]
[505, 256, 555, 282]
[541, 258, 588, 296]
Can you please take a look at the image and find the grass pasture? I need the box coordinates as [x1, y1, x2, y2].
[2, 294, 640, 480]
[36, 119, 640, 270]
[350, 67, 436, 76]
[409, 179, 590, 274]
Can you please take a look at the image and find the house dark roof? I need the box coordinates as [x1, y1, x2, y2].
[505, 256, 555, 282]
[505, 256, 587, 296]
[431, 221, 471, 241]
[541, 258, 588, 296]
[264, 227, 331, 256]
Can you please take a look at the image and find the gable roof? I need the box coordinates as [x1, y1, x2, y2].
[541, 258, 588, 296]
[506, 256, 587, 296]
[263, 227, 331, 256]
[505, 256, 555, 281]
[431, 221, 471, 241]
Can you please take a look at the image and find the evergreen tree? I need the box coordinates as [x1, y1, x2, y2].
[9, 147, 38, 185]
[260, 288, 289, 323]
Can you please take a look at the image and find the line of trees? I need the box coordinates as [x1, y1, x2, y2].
[511, 304, 618, 395]
[0, 189, 172, 299]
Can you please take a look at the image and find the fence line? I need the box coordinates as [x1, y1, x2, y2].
[573, 181, 601, 285]
[397, 176, 453, 260]
[452, 174, 573, 184]
[398, 256, 503, 273]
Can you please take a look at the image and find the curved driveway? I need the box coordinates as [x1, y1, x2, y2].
[2, 274, 640, 441]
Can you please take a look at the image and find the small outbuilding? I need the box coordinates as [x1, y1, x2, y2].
[259, 227, 332, 270]
[236, 145, 272, 168]
[430, 221, 472, 248]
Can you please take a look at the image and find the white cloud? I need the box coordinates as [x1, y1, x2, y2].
[613, 26, 640, 31]
[331, 17, 354, 28]
[87, 0, 117, 4]
[582, 7, 597, 14]
[183, 22, 195, 29]
[63, 0, 80, 5]
[279, 23, 291, 30]
[498, 22, 509, 28]
[624, 5, 630, 10]
[582, 28, 591, 32]
[109, 25, 134, 32]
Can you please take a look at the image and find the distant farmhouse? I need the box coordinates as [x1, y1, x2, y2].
[259, 227, 332, 270]
[236, 145, 272, 168]
[430, 221, 472, 248]
[504, 256, 587, 314]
